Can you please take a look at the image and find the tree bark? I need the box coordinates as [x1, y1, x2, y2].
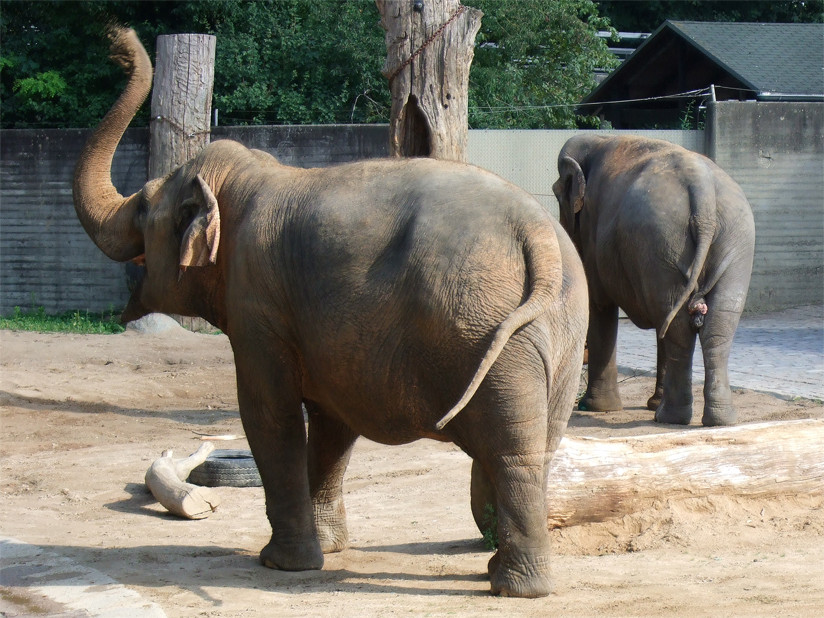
[545, 419, 824, 527]
[148, 33, 216, 179]
[147, 33, 216, 332]
[377, 0, 482, 161]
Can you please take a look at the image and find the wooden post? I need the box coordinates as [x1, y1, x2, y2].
[377, 0, 482, 161]
[149, 34, 216, 179]
[147, 33, 217, 332]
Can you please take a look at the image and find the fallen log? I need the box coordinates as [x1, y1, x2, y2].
[545, 419, 824, 527]
[145, 442, 221, 519]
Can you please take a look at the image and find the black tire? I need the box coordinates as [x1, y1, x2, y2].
[187, 449, 262, 488]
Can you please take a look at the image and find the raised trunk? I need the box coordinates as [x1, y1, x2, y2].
[72, 27, 153, 262]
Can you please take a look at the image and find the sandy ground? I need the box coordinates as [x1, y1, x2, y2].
[1, 326, 822, 617]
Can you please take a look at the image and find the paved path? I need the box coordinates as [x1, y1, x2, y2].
[617, 304, 824, 401]
[0, 537, 166, 617]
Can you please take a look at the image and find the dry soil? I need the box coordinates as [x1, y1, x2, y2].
[1, 327, 822, 616]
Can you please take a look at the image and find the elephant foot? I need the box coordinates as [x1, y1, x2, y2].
[654, 402, 693, 425]
[646, 393, 662, 412]
[259, 537, 324, 571]
[488, 548, 553, 598]
[702, 404, 737, 427]
[578, 391, 623, 412]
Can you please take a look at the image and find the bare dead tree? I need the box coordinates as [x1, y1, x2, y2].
[377, 0, 482, 161]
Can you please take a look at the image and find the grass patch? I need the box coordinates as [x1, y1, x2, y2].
[0, 306, 125, 334]
[481, 503, 499, 550]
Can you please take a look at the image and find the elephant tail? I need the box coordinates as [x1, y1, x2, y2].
[659, 174, 717, 339]
[435, 225, 563, 431]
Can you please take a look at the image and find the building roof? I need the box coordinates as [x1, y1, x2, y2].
[668, 21, 824, 97]
[581, 20, 824, 128]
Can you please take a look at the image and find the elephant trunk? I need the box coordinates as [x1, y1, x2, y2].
[72, 26, 152, 262]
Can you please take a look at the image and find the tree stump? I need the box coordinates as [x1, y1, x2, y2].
[377, 0, 482, 161]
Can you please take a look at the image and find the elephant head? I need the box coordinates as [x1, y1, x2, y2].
[73, 27, 227, 329]
[552, 134, 607, 242]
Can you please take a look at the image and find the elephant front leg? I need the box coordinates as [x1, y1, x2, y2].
[306, 405, 358, 553]
[580, 302, 623, 412]
[234, 352, 324, 572]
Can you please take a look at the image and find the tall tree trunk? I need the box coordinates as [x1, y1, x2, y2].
[149, 34, 216, 179]
[377, 0, 482, 161]
[147, 34, 216, 332]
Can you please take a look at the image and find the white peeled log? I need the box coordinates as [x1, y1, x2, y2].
[145, 442, 220, 519]
[546, 419, 824, 527]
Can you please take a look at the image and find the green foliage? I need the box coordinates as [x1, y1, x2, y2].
[1, 0, 389, 128]
[185, 0, 389, 125]
[469, 0, 618, 128]
[597, 0, 823, 32]
[480, 502, 499, 550]
[0, 306, 125, 334]
[2, 0, 821, 130]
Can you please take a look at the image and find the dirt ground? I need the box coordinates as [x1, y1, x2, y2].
[1, 326, 822, 617]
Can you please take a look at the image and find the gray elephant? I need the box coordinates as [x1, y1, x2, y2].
[552, 134, 755, 426]
[73, 28, 588, 597]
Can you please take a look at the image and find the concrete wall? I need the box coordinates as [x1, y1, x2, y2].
[706, 101, 824, 311]
[469, 129, 704, 217]
[0, 125, 389, 316]
[1, 129, 148, 315]
[1, 111, 820, 315]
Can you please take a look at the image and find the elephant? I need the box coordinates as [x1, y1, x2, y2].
[73, 28, 588, 598]
[552, 133, 755, 427]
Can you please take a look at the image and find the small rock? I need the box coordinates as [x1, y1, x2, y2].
[126, 313, 185, 335]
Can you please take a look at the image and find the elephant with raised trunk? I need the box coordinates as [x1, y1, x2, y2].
[73, 28, 588, 598]
[553, 134, 755, 427]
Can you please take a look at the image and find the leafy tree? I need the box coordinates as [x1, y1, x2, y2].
[469, 0, 618, 128]
[1, 0, 388, 128]
[597, 0, 823, 33]
[1, 0, 616, 129]
[184, 0, 389, 125]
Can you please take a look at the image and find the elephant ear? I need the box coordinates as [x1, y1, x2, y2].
[179, 174, 221, 271]
[558, 155, 586, 216]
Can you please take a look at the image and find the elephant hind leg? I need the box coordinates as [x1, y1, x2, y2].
[580, 302, 623, 412]
[485, 452, 553, 598]
[698, 304, 743, 426]
[306, 404, 358, 553]
[647, 338, 665, 411]
[462, 363, 554, 596]
[653, 320, 696, 425]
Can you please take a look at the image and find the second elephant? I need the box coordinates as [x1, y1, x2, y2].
[553, 134, 755, 426]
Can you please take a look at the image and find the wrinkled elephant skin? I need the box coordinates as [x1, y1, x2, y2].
[553, 134, 755, 426]
[71, 28, 588, 598]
